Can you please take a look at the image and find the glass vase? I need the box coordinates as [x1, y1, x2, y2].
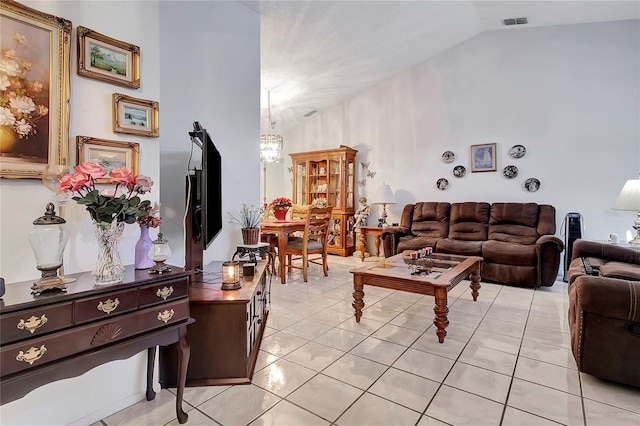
[135, 226, 155, 269]
[92, 220, 125, 285]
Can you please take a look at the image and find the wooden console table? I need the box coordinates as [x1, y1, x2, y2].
[357, 226, 384, 261]
[159, 260, 269, 386]
[0, 266, 193, 424]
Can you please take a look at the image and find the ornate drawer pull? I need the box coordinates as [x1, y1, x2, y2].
[156, 286, 174, 300]
[157, 309, 175, 323]
[17, 314, 48, 334]
[97, 298, 120, 314]
[16, 345, 47, 365]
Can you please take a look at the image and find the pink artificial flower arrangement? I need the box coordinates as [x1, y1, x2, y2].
[59, 162, 154, 228]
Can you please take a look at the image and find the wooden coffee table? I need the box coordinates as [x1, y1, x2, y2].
[350, 251, 482, 343]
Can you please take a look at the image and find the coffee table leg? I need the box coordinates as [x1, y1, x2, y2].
[469, 265, 481, 301]
[353, 276, 365, 322]
[433, 287, 449, 343]
[359, 228, 366, 262]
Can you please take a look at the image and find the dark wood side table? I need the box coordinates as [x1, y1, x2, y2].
[0, 266, 194, 424]
[159, 260, 269, 386]
[357, 226, 384, 261]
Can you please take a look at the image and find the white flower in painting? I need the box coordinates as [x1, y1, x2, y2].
[0, 58, 21, 76]
[1, 49, 16, 59]
[0, 107, 16, 126]
[9, 94, 36, 114]
[0, 74, 9, 91]
[14, 118, 32, 137]
[27, 80, 42, 93]
[36, 105, 48, 116]
[13, 33, 27, 45]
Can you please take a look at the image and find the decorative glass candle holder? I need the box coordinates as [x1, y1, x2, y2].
[148, 232, 172, 274]
[28, 203, 69, 294]
[221, 261, 241, 290]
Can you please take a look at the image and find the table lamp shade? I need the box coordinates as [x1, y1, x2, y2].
[612, 177, 640, 211]
[373, 183, 396, 205]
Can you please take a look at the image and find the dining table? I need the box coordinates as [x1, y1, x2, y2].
[260, 219, 306, 284]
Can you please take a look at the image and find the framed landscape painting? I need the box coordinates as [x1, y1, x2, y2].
[470, 143, 497, 173]
[76, 136, 139, 182]
[113, 93, 159, 137]
[77, 26, 140, 88]
[0, 0, 72, 179]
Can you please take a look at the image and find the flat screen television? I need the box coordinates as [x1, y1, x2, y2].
[188, 122, 222, 252]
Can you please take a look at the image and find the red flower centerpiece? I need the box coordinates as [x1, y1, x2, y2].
[269, 197, 292, 221]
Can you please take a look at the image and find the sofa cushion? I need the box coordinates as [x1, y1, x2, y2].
[397, 235, 440, 253]
[410, 202, 450, 238]
[482, 240, 536, 265]
[437, 238, 483, 256]
[488, 203, 540, 245]
[448, 202, 490, 241]
[600, 261, 640, 280]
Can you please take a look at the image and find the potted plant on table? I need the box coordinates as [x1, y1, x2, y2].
[269, 197, 292, 221]
[228, 204, 265, 245]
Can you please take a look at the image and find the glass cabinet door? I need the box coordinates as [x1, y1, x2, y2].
[328, 158, 341, 209]
[346, 159, 354, 209]
[295, 161, 307, 204]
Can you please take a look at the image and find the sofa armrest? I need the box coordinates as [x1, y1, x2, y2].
[571, 275, 640, 322]
[571, 240, 640, 265]
[535, 235, 564, 287]
[381, 226, 411, 257]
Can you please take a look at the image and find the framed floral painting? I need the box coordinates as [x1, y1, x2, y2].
[0, 0, 72, 179]
[112, 93, 159, 137]
[76, 136, 139, 183]
[77, 26, 140, 88]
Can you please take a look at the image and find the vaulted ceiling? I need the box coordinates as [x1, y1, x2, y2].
[243, 1, 640, 133]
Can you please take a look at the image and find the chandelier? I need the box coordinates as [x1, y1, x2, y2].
[260, 90, 283, 163]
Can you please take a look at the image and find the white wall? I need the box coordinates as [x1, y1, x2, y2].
[159, 1, 260, 267]
[0, 1, 259, 424]
[281, 21, 640, 250]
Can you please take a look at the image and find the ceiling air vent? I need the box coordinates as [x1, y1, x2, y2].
[304, 110, 317, 117]
[503, 17, 528, 26]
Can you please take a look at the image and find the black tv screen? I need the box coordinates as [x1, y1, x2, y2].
[190, 122, 222, 249]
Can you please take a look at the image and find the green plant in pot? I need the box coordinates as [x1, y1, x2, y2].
[228, 204, 264, 245]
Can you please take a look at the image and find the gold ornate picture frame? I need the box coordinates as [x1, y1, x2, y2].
[77, 26, 140, 88]
[77, 136, 139, 183]
[470, 143, 497, 173]
[0, 0, 72, 179]
[112, 93, 159, 137]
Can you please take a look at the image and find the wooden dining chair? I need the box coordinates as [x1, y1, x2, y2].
[260, 208, 279, 275]
[285, 205, 333, 282]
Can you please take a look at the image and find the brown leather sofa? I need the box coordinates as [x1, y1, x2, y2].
[567, 239, 640, 387]
[381, 202, 564, 288]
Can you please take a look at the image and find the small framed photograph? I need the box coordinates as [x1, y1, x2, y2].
[77, 26, 140, 88]
[76, 136, 139, 182]
[470, 143, 497, 173]
[113, 93, 159, 137]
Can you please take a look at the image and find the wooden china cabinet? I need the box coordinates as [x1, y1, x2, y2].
[290, 145, 357, 256]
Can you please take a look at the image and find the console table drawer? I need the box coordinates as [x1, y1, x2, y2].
[1, 302, 73, 345]
[74, 288, 139, 324]
[1, 299, 190, 376]
[139, 277, 189, 307]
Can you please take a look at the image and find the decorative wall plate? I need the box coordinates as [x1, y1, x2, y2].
[436, 178, 449, 190]
[442, 151, 455, 163]
[524, 178, 540, 192]
[453, 165, 466, 178]
[509, 144, 526, 159]
[502, 165, 518, 179]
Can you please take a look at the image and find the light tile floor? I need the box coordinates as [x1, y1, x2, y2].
[96, 255, 640, 426]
